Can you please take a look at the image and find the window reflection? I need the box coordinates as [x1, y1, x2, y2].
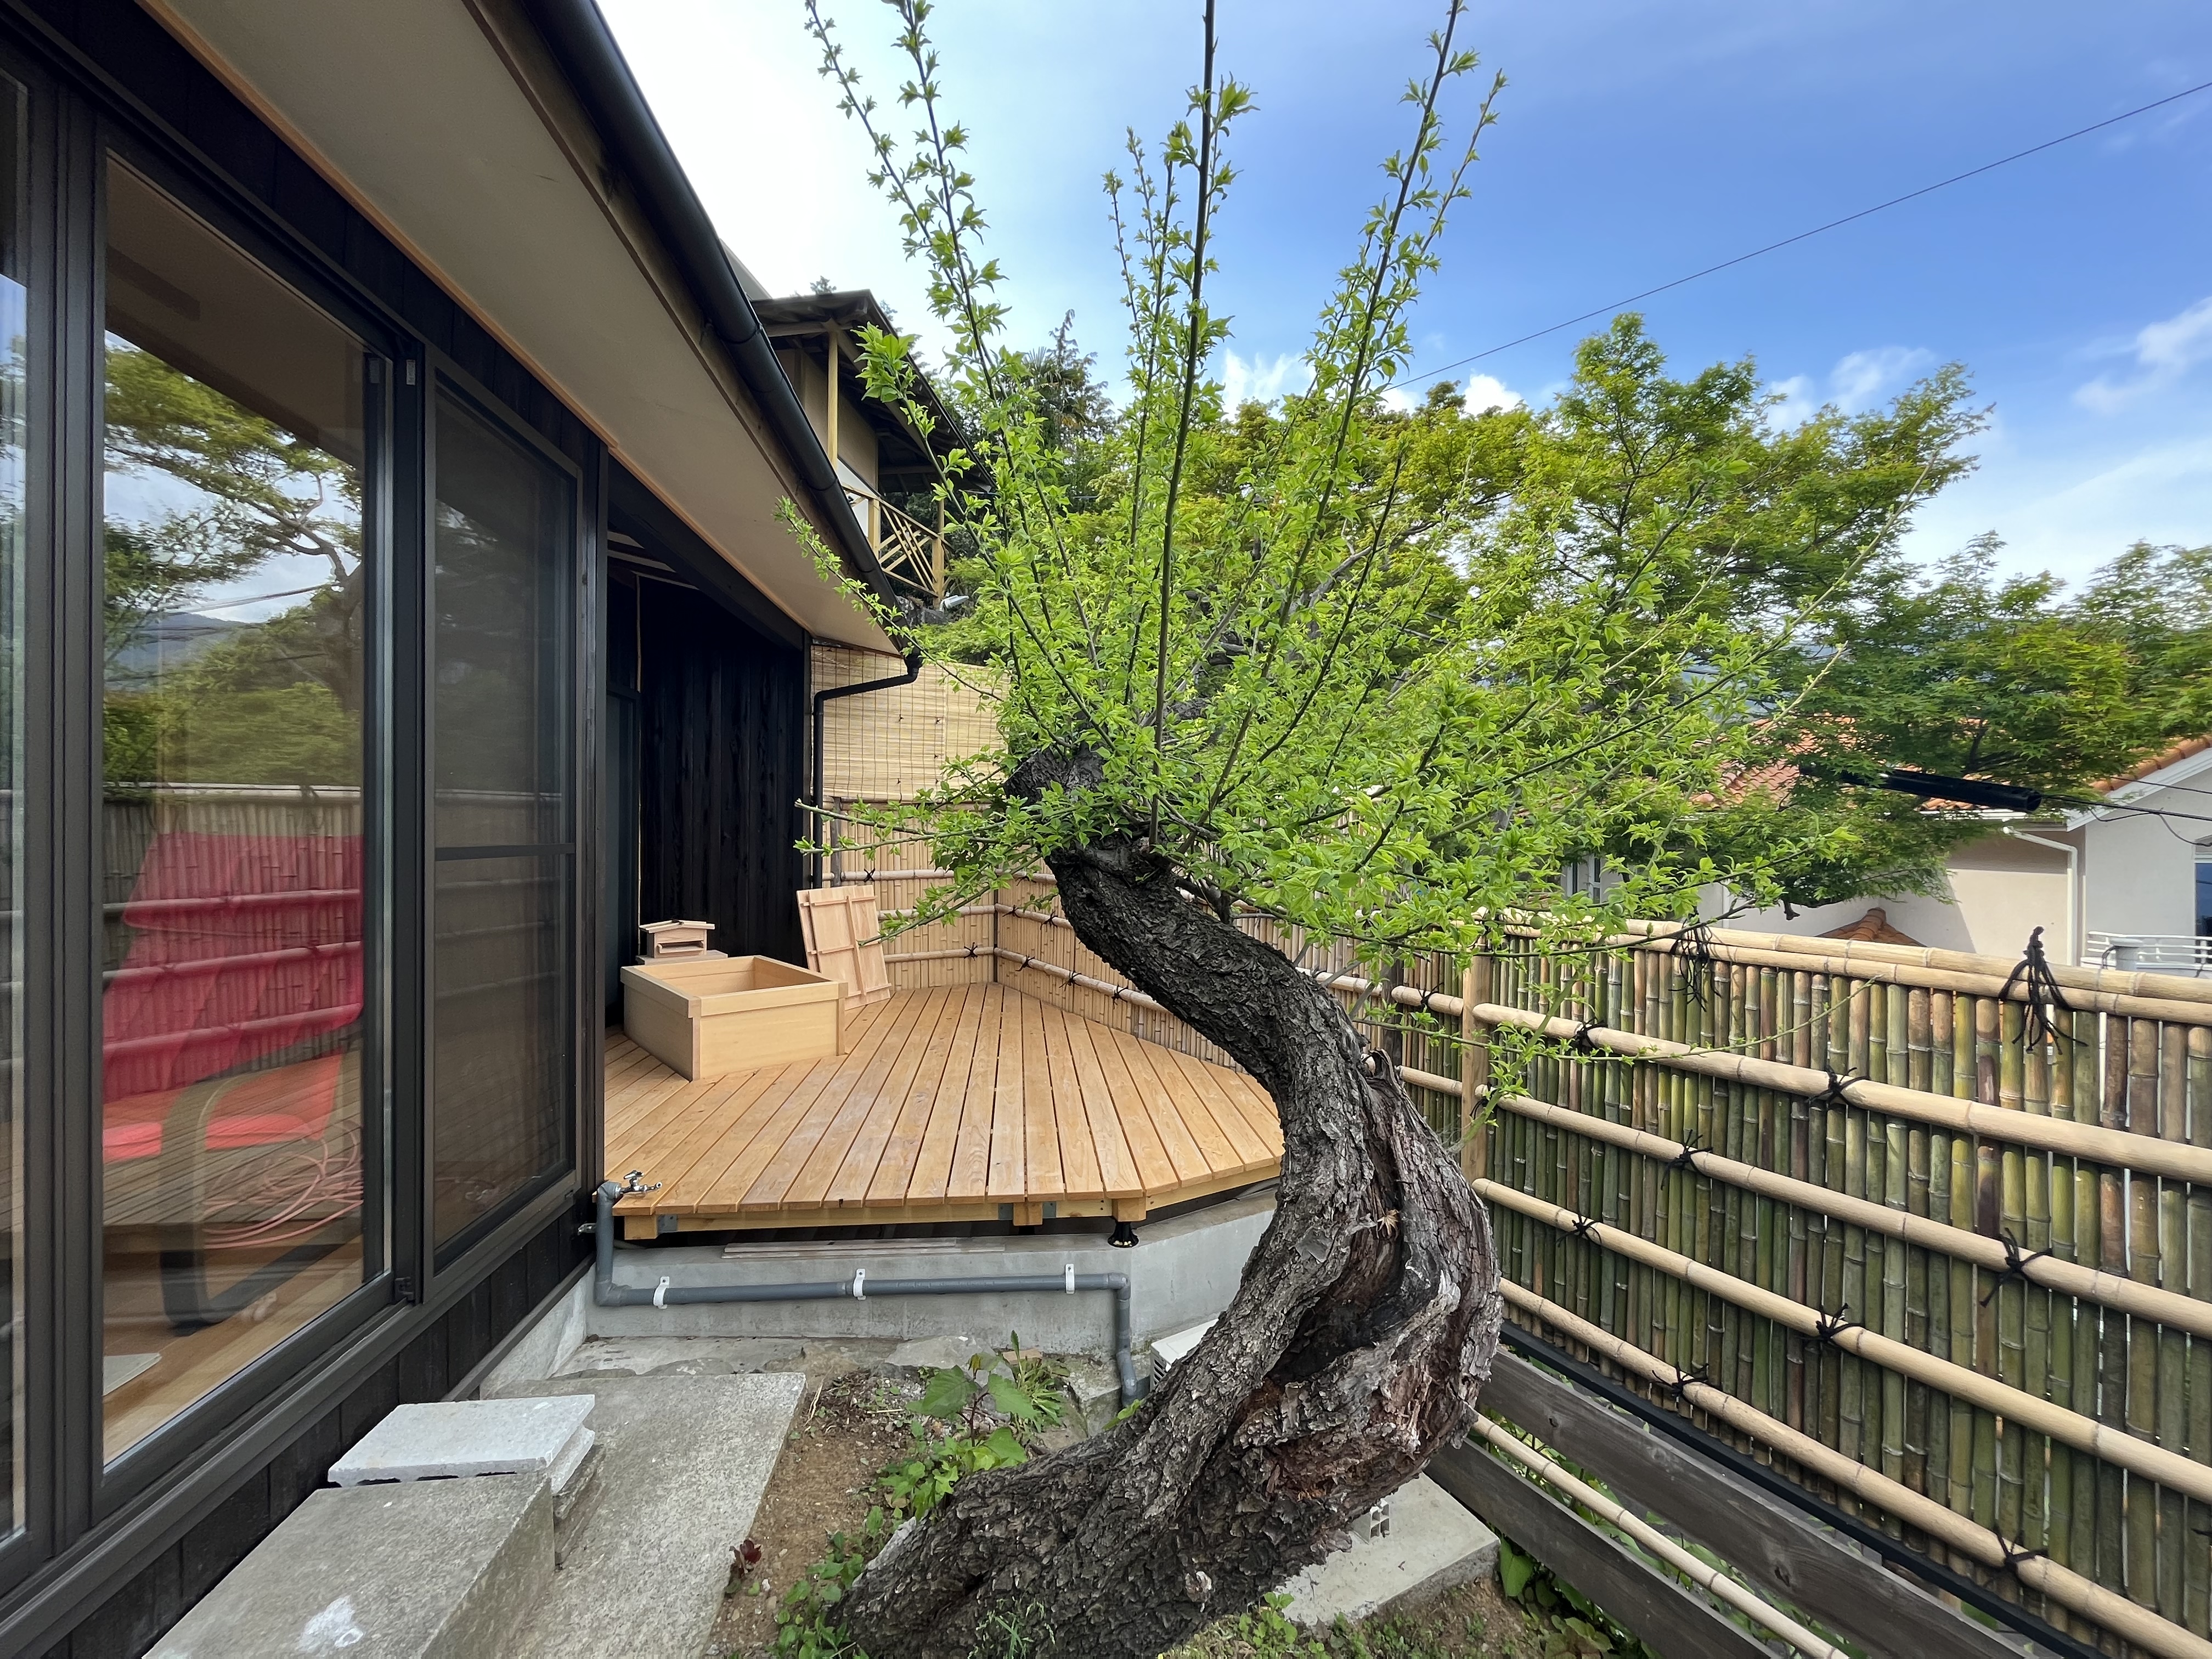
[431, 388, 572, 1253]
[99, 161, 371, 1459]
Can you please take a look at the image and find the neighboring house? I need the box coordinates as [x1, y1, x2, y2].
[1731, 737, 2212, 972]
[758, 287, 963, 606]
[0, 1, 914, 1651]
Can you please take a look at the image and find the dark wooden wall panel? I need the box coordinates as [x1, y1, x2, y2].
[637, 583, 806, 966]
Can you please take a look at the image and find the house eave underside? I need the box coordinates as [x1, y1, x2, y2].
[140, 0, 898, 652]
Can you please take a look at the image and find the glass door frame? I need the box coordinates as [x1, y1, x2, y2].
[415, 353, 595, 1296]
[81, 120, 404, 1523]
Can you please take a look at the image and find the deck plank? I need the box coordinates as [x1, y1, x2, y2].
[1118, 1032, 1237, 1178]
[900, 985, 987, 1204]
[686, 991, 924, 1214]
[606, 983, 1278, 1228]
[1040, 1003, 1102, 1198]
[1017, 990, 1063, 1198]
[828, 985, 964, 1206]
[747, 986, 938, 1212]
[1056, 1009, 1146, 1199]
[1087, 1026, 1195, 1189]
[947, 984, 1007, 1201]
[1161, 1045, 1279, 1169]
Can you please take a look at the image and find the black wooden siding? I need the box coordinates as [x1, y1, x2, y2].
[636, 580, 806, 966]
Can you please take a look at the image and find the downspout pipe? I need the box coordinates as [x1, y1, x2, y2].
[525, 0, 904, 622]
[810, 648, 923, 885]
[2005, 826, 2082, 967]
[594, 1181, 1140, 1406]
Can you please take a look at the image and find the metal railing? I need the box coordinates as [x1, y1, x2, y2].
[2084, 930, 2212, 975]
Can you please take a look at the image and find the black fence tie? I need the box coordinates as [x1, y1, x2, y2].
[1997, 1533, 2047, 1576]
[1670, 921, 1719, 1008]
[1980, 1228, 2055, 1306]
[1662, 1363, 1709, 1403]
[1569, 1019, 1604, 1054]
[1418, 986, 1441, 1015]
[1566, 1213, 1601, 1242]
[1999, 925, 2074, 1049]
[1668, 1133, 1705, 1173]
[1809, 1304, 1861, 1349]
[1817, 1068, 1861, 1108]
[1110, 984, 1127, 1003]
[963, 942, 981, 958]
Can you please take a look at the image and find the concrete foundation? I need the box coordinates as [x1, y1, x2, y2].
[582, 1190, 1273, 1357]
[1278, 1475, 1498, 1628]
[149, 1473, 551, 1659]
[488, 1372, 802, 1659]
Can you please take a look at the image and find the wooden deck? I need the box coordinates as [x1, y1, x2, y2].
[605, 983, 1282, 1237]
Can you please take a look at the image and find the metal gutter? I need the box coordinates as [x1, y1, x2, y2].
[520, 0, 904, 622]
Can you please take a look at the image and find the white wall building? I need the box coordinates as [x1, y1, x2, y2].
[1725, 737, 2212, 972]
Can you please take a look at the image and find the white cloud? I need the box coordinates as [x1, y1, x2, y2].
[2078, 295, 2212, 413]
[1460, 373, 1523, 415]
[1830, 346, 1935, 410]
[1765, 373, 1818, 429]
[1764, 347, 1933, 430]
[1900, 425, 2212, 584]
[1223, 350, 1308, 409]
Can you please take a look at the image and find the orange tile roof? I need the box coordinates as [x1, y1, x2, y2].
[2095, 735, 2212, 794]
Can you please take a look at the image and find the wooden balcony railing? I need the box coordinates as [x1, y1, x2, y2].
[846, 486, 945, 605]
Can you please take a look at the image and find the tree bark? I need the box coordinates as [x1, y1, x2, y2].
[839, 751, 1503, 1658]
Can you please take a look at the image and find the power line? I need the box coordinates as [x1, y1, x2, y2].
[1395, 75, 2212, 391]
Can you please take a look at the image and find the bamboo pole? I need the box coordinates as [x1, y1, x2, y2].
[1502, 1281, 2212, 1659]
[1461, 1092, 2212, 1338]
[1620, 919, 2212, 1011]
[1468, 1004, 2212, 1184]
[1465, 1416, 1850, 1659]
[1474, 1179, 2212, 1506]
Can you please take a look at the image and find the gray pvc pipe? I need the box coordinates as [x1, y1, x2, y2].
[594, 1181, 1141, 1406]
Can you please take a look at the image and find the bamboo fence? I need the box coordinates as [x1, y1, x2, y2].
[1456, 926, 2212, 1657]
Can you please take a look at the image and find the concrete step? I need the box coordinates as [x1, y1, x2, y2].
[489, 1370, 803, 1659]
[149, 1472, 552, 1659]
[1277, 1474, 1499, 1628]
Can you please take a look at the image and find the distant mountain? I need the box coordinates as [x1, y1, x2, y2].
[109, 612, 247, 689]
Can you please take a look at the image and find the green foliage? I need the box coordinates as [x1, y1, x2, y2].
[1492, 1537, 1651, 1659]
[883, 1339, 1069, 1522]
[770, 1340, 1072, 1657]
[772, 1519, 882, 1659]
[795, 0, 2005, 977]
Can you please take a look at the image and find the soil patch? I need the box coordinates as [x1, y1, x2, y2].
[1176, 1574, 1535, 1658]
[714, 1369, 918, 1658]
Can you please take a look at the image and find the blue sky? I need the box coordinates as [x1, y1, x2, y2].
[603, 1, 2212, 586]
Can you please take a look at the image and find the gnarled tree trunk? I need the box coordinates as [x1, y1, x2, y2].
[840, 753, 1502, 1659]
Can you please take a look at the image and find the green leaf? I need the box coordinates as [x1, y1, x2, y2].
[982, 1426, 1029, 1465]
[916, 1367, 981, 1419]
[1498, 1539, 1536, 1599]
[986, 1370, 1042, 1422]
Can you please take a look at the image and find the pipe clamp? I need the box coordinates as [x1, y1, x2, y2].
[1064, 1263, 1075, 1295]
[652, 1275, 671, 1309]
[852, 1268, 866, 1300]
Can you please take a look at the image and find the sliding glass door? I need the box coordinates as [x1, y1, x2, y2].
[96, 157, 379, 1460]
[428, 382, 574, 1260]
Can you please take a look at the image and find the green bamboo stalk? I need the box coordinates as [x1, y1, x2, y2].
[1926, 988, 1955, 1520]
[2155, 1021, 2188, 1627]
[2019, 1007, 2055, 1616]
[2186, 1022, 2212, 1639]
[2128, 1018, 2162, 1620]
[2097, 1016, 2129, 1618]
[1994, 1003, 2029, 1567]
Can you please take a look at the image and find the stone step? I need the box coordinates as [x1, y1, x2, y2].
[1277, 1474, 1499, 1628]
[149, 1472, 552, 1659]
[488, 1370, 803, 1659]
